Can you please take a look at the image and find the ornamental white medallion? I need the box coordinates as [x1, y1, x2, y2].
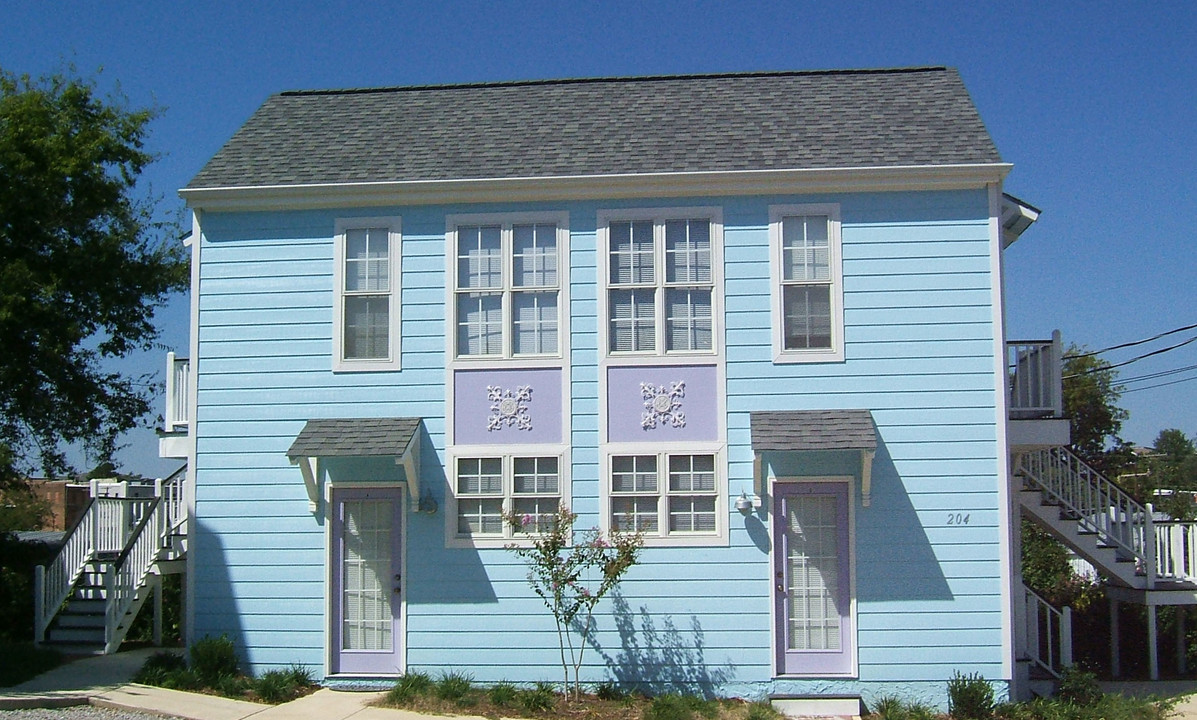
[487, 385, 533, 431]
[641, 381, 686, 429]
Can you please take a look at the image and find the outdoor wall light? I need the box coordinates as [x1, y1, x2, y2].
[735, 491, 761, 514]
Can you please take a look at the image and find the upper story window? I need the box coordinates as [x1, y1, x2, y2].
[334, 217, 401, 372]
[770, 204, 844, 363]
[450, 213, 566, 360]
[600, 209, 722, 357]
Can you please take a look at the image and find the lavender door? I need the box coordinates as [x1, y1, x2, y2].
[774, 482, 852, 675]
[331, 487, 403, 675]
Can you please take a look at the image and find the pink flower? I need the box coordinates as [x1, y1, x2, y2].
[521, 513, 533, 526]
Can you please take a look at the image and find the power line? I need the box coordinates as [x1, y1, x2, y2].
[1122, 373, 1197, 394]
[1064, 321, 1197, 359]
[1120, 362, 1197, 385]
[1064, 334, 1197, 378]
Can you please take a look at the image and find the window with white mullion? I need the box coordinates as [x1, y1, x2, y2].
[606, 215, 714, 355]
[770, 206, 842, 361]
[455, 455, 562, 539]
[454, 220, 560, 359]
[335, 219, 400, 371]
[610, 455, 660, 533]
[609, 452, 719, 538]
[667, 454, 717, 533]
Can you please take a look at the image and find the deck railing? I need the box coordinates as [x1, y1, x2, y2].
[1154, 520, 1197, 582]
[1024, 585, 1072, 678]
[164, 352, 190, 432]
[1008, 331, 1063, 419]
[104, 497, 162, 652]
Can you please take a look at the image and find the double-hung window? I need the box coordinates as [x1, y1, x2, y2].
[770, 204, 844, 362]
[603, 211, 719, 356]
[609, 452, 719, 539]
[334, 217, 401, 371]
[452, 214, 565, 359]
[454, 455, 562, 539]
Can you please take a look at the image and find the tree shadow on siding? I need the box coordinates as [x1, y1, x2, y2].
[586, 591, 733, 698]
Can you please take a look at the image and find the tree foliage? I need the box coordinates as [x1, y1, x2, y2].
[0, 67, 188, 481]
[1062, 346, 1133, 478]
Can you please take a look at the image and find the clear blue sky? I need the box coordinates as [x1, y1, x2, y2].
[3, 1, 1195, 477]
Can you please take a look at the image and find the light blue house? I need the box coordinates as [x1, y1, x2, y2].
[39, 67, 1097, 714]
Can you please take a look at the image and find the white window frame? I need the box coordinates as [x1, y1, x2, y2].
[333, 216, 402, 372]
[446, 447, 571, 549]
[600, 446, 727, 547]
[447, 212, 569, 362]
[598, 208, 723, 359]
[769, 204, 844, 363]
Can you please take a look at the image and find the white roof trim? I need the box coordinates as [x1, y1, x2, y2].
[1000, 193, 1041, 247]
[180, 163, 1014, 212]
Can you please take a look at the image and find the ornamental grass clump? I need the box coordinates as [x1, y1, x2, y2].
[503, 503, 643, 700]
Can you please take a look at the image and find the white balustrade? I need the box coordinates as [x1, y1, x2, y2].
[1007, 331, 1063, 419]
[165, 352, 191, 432]
[1024, 585, 1072, 677]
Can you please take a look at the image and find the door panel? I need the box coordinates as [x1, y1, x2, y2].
[774, 482, 852, 676]
[331, 487, 403, 675]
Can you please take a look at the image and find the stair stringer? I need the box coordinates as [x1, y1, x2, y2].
[1018, 488, 1144, 588]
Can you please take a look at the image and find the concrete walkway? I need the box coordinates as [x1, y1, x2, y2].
[0, 648, 469, 720]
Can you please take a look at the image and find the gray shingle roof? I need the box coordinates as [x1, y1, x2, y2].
[750, 410, 877, 452]
[287, 418, 421, 458]
[187, 67, 1001, 190]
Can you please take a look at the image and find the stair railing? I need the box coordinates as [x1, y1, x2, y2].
[103, 496, 163, 653]
[1017, 447, 1154, 584]
[1024, 584, 1072, 678]
[33, 498, 96, 643]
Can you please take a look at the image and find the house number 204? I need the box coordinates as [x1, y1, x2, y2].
[946, 513, 970, 525]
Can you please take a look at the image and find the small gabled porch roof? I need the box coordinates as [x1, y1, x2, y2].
[286, 417, 423, 511]
[750, 409, 878, 506]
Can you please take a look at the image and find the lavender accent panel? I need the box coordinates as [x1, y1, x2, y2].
[454, 368, 562, 445]
[607, 364, 719, 443]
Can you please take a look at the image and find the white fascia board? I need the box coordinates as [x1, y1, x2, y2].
[179, 163, 1014, 212]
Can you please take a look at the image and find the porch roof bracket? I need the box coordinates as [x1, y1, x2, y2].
[861, 449, 876, 508]
[395, 431, 421, 500]
[291, 456, 321, 513]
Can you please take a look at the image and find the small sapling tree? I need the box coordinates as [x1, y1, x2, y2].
[504, 504, 642, 700]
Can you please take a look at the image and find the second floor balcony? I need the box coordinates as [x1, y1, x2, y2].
[1007, 331, 1071, 448]
[159, 352, 190, 460]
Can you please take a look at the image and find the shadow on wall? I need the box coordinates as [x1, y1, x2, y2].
[587, 591, 734, 698]
[190, 519, 246, 664]
[857, 440, 952, 603]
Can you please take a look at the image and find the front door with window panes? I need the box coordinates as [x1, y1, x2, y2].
[331, 487, 403, 675]
[773, 482, 852, 675]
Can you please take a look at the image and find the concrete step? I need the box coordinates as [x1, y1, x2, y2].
[46, 625, 105, 644]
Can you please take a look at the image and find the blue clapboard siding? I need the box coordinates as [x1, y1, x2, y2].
[191, 188, 1006, 702]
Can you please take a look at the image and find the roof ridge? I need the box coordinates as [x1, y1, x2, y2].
[278, 66, 951, 97]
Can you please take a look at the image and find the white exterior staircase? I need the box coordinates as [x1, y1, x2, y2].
[1017, 446, 1197, 591]
[33, 468, 187, 654]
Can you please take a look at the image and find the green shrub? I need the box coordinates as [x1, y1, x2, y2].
[746, 701, 784, 720]
[434, 670, 473, 701]
[190, 634, 239, 686]
[1055, 665, 1102, 706]
[387, 670, 433, 703]
[160, 668, 201, 691]
[948, 671, 995, 719]
[488, 680, 518, 706]
[518, 682, 557, 712]
[214, 673, 251, 697]
[993, 694, 1173, 720]
[596, 680, 630, 701]
[284, 663, 314, 688]
[645, 694, 697, 720]
[131, 651, 186, 685]
[869, 695, 938, 720]
[253, 670, 297, 703]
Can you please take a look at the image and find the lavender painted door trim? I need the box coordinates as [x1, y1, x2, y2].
[773, 481, 853, 677]
[331, 486, 404, 675]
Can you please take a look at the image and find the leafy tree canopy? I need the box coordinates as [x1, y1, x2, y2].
[1062, 345, 1134, 477]
[0, 67, 188, 482]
